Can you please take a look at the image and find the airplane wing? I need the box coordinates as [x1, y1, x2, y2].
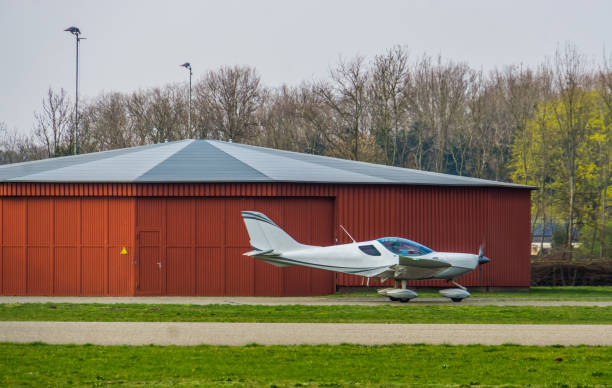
[392, 255, 451, 279]
[398, 256, 451, 268]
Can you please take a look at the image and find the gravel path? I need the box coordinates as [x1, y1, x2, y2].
[1, 296, 611, 306]
[1, 322, 610, 346]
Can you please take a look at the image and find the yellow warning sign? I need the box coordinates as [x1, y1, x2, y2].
[120, 247, 128, 255]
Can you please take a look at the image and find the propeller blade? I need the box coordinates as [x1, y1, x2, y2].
[478, 242, 485, 258]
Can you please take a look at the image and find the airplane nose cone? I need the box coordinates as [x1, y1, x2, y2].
[478, 256, 490, 265]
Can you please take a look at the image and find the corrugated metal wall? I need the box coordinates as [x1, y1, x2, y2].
[134, 197, 335, 296]
[0, 197, 134, 296]
[334, 186, 531, 287]
[0, 183, 531, 296]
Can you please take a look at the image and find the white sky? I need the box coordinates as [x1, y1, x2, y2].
[1, 0, 610, 134]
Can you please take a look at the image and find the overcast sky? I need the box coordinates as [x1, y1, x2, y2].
[1, 0, 610, 135]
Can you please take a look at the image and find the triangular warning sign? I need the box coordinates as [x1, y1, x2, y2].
[120, 247, 128, 255]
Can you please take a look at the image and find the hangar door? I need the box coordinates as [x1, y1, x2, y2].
[135, 197, 335, 296]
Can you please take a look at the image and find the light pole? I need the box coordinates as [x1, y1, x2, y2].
[64, 26, 84, 155]
[180, 62, 192, 133]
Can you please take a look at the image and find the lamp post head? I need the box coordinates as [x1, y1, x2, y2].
[64, 26, 81, 35]
[181, 62, 192, 70]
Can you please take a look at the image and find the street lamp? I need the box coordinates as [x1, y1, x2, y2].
[64, 26, 84, 155]
[180, 62, 192, 133]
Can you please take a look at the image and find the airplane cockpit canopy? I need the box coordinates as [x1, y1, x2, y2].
[377, 237, 434, 256]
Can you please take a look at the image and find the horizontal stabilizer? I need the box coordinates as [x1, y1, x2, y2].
[398, 256, 451, 268]
[244, 249, 274, 257]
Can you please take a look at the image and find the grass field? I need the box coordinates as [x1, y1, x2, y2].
[1, 303, 611, 324]
[329, 286, 612, 299]
[1, 343, 610, 387]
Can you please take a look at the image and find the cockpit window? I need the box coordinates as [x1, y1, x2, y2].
[358, 245, 381, 256]
[377, 237, 433, 256]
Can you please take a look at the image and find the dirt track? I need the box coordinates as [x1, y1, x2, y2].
[1, 321, 610, 346]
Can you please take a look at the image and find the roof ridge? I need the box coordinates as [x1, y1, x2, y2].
[131, 139, 195, 181]
[206, 140, 273, 180]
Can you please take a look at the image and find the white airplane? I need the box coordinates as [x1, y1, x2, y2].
[241, 211, 491, 302]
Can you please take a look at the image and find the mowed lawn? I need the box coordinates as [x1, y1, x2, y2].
[0, 303, 611, 324]
[328, 286, 612, 299]
[1, 343, 610, 387]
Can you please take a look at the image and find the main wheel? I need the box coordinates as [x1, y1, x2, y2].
[451, 298, 464, 303]
[399, 298, 410, 303]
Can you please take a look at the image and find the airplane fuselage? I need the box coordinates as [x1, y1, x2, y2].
[241, 210, 490, 302]
[264, 239, 480, 280]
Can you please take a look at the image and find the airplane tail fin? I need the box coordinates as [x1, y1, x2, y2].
[241, 211, 306, 253]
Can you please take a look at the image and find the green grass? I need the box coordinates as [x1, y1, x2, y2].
[328, 286, 612, 299]
[1, 303, 611, 324]
[1, 343, 610, 387]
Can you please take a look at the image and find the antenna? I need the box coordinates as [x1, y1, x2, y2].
[339, 225, 356, 243]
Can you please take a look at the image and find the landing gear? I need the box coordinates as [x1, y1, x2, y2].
[439, 280, 471, 302]
[378, 280, 418, 302]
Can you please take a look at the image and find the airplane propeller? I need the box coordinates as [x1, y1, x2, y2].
[477, 242, 490, 286]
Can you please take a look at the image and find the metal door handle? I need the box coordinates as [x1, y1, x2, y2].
[157, 262, 162, 269]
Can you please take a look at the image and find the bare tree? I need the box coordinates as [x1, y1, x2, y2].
[406, 56, 470, 172]
[369, 46, 410, 166]
[195, 66, 262, 142]
[316, 56, 372, 161]
[34, 88, 73, 157]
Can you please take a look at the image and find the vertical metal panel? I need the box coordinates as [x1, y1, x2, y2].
[167, 199, 193, 246]
[195, 199, 225, 295]
[195, 198, 225, 246]
[27, 198, 50, 245]
[81, 247, 105, 295]
[54, 199, 78, 246]
[2, 247, 25, 294]
[80, 199, 105, 295]
[108, 198, 134, 296]
[81, 199, 104, 245]
[282, 200, 312, 296]
[225, 247, 254, 296]
[52, 199, 79, 295]
[3, 198, 26, 245]
[252, 198, 284, 296]
[166, 247, 194, 295]
[196, 247, 224, 295]
[166, 199, 196, 295]
[27, 247, 51, 295]
[2, 199, 26, 294]
[53, 247, 78, 295]
[310, 199, 335, 295]
[26, 198, 51, 295]
[224, 199, 255, 295]
[136, 198, 163, 228]
[225, 198, 254, 248]
[137, 230, 162, 294]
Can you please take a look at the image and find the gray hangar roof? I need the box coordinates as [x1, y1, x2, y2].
[0, 139, 528, 188]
